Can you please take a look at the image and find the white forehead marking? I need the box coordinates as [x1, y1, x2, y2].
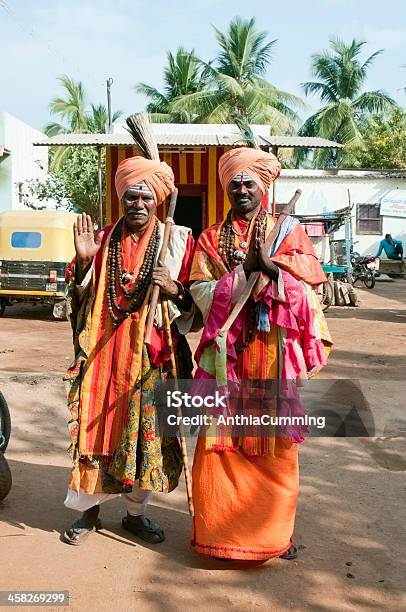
[127, 181, 153, 196]
[232, 171, 254, 182]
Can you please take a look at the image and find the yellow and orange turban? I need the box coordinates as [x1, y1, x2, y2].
[218, 147, 281, 194]
[115, 156, 175, 204]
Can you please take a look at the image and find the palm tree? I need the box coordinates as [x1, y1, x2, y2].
[297, 38, 397, 166]
[44, 75, 88, 136]
[86, 104, 122, 133]
[171, 17, 304, 131]
[45, 75, 122, 169]
[135, 48, 206, 122]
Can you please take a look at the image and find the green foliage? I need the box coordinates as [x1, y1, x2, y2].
[136, 48, 207, 122]
[59, 147, 103, 218]
[45, 75, 122, 170]
[21, 175, 68, 210]
[24, 147, 103, 218]
[39, 75, 118, 216]
[296, 38, 397, 167]
[137, 17, 304, 130]
[345, 109, 406, 169]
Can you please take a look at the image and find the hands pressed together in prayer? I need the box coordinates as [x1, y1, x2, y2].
[243, 235, 279, 281]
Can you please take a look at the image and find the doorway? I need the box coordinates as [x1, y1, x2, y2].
[174, 186, 206, 240]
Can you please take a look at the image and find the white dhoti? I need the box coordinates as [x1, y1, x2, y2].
[64, 483, 152, 517]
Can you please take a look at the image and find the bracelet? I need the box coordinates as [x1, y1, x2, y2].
[174, 280, 186, 303]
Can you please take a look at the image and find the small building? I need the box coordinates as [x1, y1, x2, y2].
[276, 169, 406, 256]
[35, 125, 406, 256]
[35, 124, 341, 238]
[0, 112, 48, 212]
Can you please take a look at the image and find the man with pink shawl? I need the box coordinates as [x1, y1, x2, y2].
[189, 147, 332, 562]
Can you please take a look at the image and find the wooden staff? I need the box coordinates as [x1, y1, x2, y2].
[124, 114, 194, 514]
[144, 188, 178, 345]
[161, 297, 195, 517]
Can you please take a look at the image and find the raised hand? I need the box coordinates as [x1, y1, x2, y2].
[73, 213, 104, 283]
[73, 213, 103, 261]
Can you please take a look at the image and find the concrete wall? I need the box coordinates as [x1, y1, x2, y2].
[276, 170, 406, 256]
[0, 112, 48, 212]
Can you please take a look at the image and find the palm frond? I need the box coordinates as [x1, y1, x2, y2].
[352, 90, 398, 114]
[361, 49, 384, 72]
[44, 121, 68, 137]
[302, 80, 337, 103]
[49, 75, 87, 132]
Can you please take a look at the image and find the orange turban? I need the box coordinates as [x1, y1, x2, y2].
[115, 156, 175, 204]
[218, 147, 281, 194]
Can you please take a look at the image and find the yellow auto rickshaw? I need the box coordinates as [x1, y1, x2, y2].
[0, 210, 76, 316]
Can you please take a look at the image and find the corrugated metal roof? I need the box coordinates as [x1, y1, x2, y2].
[33, 124, 342, 149]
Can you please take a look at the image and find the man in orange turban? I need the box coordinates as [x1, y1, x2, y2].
[62, 155, 197, 546]
[218, 146, 281, 194]
[189, 146, 332, 562]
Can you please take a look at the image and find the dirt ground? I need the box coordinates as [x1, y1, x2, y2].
[0, 280, 405, 612]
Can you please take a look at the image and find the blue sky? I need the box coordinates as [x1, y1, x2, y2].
[1, 0, 405, 131]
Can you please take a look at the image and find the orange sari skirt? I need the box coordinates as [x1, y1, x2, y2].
[191, 438, 299, 560]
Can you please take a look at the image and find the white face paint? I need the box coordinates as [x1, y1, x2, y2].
[227, 171, 262, 218]
[232, 171, 254, 182]
[126, 181, 154, 198]
[122, 180, 156, 232]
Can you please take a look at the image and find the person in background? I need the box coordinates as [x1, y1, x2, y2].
[376, 234, 404, 261]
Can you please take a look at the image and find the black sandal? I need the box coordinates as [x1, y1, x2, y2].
[279, 544, 298, 560]
[62, 518, 102, 546]
[121, 514, 165, 544]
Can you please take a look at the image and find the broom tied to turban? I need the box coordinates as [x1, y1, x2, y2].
[125, 113, 194, 516]
[125, 113, 178, 343]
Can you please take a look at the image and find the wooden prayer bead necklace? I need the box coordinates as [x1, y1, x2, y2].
[218, 208, 267, 272]
[107, 218, 160, 326]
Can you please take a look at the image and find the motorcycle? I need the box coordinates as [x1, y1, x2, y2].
[351, 253, 379, 289]
[0, 390, 12, 502]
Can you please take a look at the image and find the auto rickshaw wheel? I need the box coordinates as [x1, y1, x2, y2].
[0, 452, 12, 502]
[0, 391, 11, 453]
[0, 300, 6, 317]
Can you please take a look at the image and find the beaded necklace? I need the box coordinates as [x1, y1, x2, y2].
[218, 207, 268, 354]
[218, 207, 267, 272]
[107, 218, 160, 326]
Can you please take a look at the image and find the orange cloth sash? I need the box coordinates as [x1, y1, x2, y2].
[78, 219, 155, 456]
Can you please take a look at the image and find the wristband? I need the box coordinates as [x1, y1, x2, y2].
[174, 280, 186, 303]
